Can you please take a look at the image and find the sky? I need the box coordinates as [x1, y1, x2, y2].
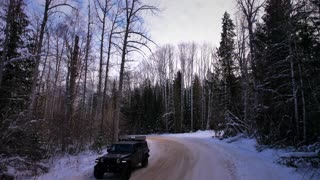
[144, 0, 236, 47]
[26, 0, 236, 48]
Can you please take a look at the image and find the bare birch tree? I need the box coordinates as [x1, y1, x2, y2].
[236, 0, 265, 111]
[178, 43, 187, 131]
[94, 0, 110, 128]
[28, 0, 76, 117]
[113, 0, 158, 142]
[101, 4, 121, 133]
[83, 2, 92, 111]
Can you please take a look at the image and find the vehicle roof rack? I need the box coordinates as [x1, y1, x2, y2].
[119, 135, 146, 142]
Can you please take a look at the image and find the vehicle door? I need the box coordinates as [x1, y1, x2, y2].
[142, 142, 148, 154]
[135, 143, 143, 164]
[131, 144, 139, 165]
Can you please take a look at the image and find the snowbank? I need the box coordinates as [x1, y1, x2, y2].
[26, 131, 319, 180]
[160, 130, 215, 138]
[32, 149, 108, 180]
[163, 130, 318, 180]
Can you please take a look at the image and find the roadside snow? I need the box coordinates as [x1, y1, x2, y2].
[163, 131, 310, 180]
[28, 130, 318, 180]
[161, 130, 215, 138]
[33, 149, 108, 180]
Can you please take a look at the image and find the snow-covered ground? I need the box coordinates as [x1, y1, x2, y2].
[25, 131, 318, 180]
[32, 149, 108, 180]
[163, 131, 319, 180]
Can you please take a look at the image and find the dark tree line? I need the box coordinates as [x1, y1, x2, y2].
[122, 0, 320, 146]
[0, 0, 319, 176]
[253, 0, 320, 144]
[0, 0, 157, 175]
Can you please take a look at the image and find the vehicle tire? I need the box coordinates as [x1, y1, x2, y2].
[94, 166, 104, 179]
[141, 156, 148, 167]
[121, 165, 131, 180]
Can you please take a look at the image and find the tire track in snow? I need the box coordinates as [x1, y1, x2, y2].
[130, 136, 236, 180]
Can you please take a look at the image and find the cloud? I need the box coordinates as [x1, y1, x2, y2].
[144, 0, 235, 47]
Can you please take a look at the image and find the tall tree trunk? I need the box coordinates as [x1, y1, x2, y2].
[298, 61, 306, 142]
[101, 25, 115, 133]
[288, 34, 300, 141]
[113, 16, 130, 143]
[248, 21, 257, 111]
[191, 81, 193, 131]
[113, 0, 157, 142]
[202, 72, 206, 130]
[97, 3, 108, 124]
[0, 0, 14, 88]
[28, 0, 50, 117]
[190, 44, 195, 131]
[240, 25, 248, 123]
[64, 35, 79, 149]
[44, 60, 52, 121]
[63, 55, 70, 151]
[180, 74, 184, 132]
[38, 34, 50, 94]
[165, 83, 168, 132]
[83, 2, 91, 111]
[206, 90, 211, 130]
[52, 41, 64, 119]
[236, 0, 265, 129]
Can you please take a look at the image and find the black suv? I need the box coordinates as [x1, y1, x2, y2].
[94, 136, 150, 179]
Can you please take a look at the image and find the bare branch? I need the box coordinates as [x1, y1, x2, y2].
[48, 3, 76, 11]
[127, 40, 153, 54]
[128, 31, 158, 46]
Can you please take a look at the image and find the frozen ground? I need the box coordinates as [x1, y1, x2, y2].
[28, 131, 318, 180]
[32, 149, 108, 180]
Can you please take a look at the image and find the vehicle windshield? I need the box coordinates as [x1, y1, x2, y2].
[109, 144, 133, 153]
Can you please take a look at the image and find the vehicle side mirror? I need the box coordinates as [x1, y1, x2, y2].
[107, 148, 111, 153]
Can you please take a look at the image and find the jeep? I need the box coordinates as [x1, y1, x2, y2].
[93, 136, 150, 180]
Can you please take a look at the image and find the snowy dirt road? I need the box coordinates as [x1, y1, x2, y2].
[130, 136, 236, 180]
[53, 135, 301, 180]
[61, 136, 235, 180]
[36, 134, 303, 180]
[132, 136, 300, 180]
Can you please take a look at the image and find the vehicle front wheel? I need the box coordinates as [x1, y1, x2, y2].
[121, 165, 131, 180]
[141, 156, 148, 167]
[94, 166, 104, 179]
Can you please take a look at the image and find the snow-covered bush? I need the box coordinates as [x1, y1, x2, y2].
[0, 113, 47, 176]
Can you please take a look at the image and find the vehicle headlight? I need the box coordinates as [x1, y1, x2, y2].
[100, 158, 104, 163]
[121, 160, 127, 163]
[116, 159, 120, 163]
[95, 158, 99, 163]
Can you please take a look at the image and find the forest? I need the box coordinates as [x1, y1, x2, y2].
[0, 0, 319, 175]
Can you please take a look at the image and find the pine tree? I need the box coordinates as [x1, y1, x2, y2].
[293, 0, 320, 143]
[0, 0, 45, 161]
[217, 12, 237, 112]
[253, 0, 300, 144]
[193, 74, 202, 130]
[0, 0, 34, 116]
[205, 71, 224, 131]
[174, 71, 182, 132]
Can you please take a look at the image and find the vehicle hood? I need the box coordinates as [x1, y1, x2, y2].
[102, 153, 131, 159]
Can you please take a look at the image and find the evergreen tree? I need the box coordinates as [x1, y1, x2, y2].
[0, 0, 44, 161]
[173, 71, 182, 132]
[293, 0, 320, 143]
[0, 0, 34, 117]
[205, 71, 224, 131]
[192, 74, 202, 130]
[253, 0, 300, 144]
[217, 12, 237, 112]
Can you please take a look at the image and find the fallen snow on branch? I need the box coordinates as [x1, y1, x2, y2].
[280, 152, 319, 158]
[223, 133, 245, 143]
